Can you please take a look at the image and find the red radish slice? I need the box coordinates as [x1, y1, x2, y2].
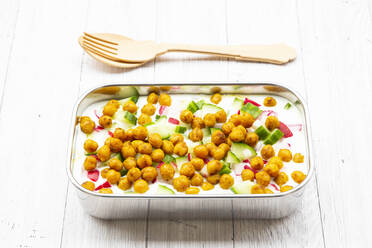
[243, 159, 250, 163]
[95, 181, 111, 191]
[168, 117, 179, 125]
[156, 162, 165, 169]
[244, 98, 261, 106]
[287, 124, 303, 132]
[244, 165, 257, 175]
[87, 170, 99, 182]
[94, 109, 101, 119]
[237, 110, 241, 115]
[90, 154, 100, 161]
[203, 158, 210, 164]
[152, 178, 157, 184]
[279, 122, 293, 138]
[270, 183, 279, 191]
[94, 126, 104, 132]
[171, 162, 178, 169]
[108, 131, 114, 137]
[159, 106, 166, 115]
[187, 153, 191, 161]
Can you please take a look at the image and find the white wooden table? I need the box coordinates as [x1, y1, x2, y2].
[1, 0, 371, 247]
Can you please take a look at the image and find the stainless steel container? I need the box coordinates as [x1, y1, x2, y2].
[66, 83, 313, 219]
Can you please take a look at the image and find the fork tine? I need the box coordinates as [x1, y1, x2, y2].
[82, 44, 120, 61]
[84, 32, 119, 46]
[82, 39, 118, 56]
[82, 35, 118, 51]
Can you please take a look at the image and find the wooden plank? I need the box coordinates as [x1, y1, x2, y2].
[297, 0, 372, 246]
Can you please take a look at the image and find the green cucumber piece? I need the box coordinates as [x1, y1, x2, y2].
[196, 100, 205, 109]
[219, 162, 232, 175]
[196, 103, 222, 117]
[225, 151, 241, 164]
[263, 129, 284, 145]
[175, 156, 188, 167]
[120, 168, 128, 176]
[163, 154, 176, 164]
[123, 111, 137, 125]
[230, 142, 256, 161]
[231, 181, 254, 194]
[114, 153, 124, 162]
[155, 114, 161, 120]
[85, 152, 97, 156]
[284, 102, 291, 110]
[175, 126, 187, 134]
[241, 102, 262, 119]
[129, 95, 139, 103]
[156, 185, 175, 195]
[255, 125, 271, 140]
[231, 97, 244, 115]
[146, 116, 176, 139]
[187, 101, 199, 113]
[201, 128, 211, 144]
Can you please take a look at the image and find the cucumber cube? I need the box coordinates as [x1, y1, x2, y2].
[263, 129, 284, 145]
[241, 102, 262, 119]
[175, 126, 187, 134]
[187, 101, 199, 113]
[255, 125, 271, 140]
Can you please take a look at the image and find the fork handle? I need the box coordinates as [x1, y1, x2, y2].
[159, 43, 296, 64]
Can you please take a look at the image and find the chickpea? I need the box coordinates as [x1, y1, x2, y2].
[240, 113, 255, 128]
[201, 182, 214, 191]
[97, 145, 111, 162]
[191, 173, 203, 186]
[134, 179, 149, 193]
[193, 145, 209, 159]
[133, 126, 148, 140]
[229, 127, 245, 143]
[160, 163, 175, 180]
[159, 93, 171, 106]
[274, 172, 289, 186]
[293, 153, 304, 163]
[291, 171, 306, 184]
[121, 144, 136, 159]
[250, 156, 264, 170]
[101, 168, 110, 178]
[219, 143, 230, 153]
[108, 157, 124, 171]
[210, 93, 222, 104]
[185, 187, 199, 194]
[106, 169, 121, 184]
[123, 157, 137, 170]
[80, 116, 95, 134]
[207, 160, 222, 175]
[263, 163, 279, 177]
[99, 188, 113, 194]
[264, 96, 277, 107]
[236, 125, 247, 136]
[265, 188, 274, 194]
[245, 132, 259, 147]
[191, 117, 205, 129]
[220, 174, 234, 189]
[241, 169, 255, 181]
[138, 142, 152, 155]
[268, 156, 284, 169]
[109, 138, 123, 153]
[123, 128, 134, 141]
[99, 115, 112, 128]
[132, 140, 145, 152]
[103, 103, 118, 117]
[173, 175, 190, 192]
[148, 86, 160, 94]
[161, 140, 174, 154]
[207, 174, 220, 185]
[113, 128, 126, 141]
[203, 113, 216, 127]
[206, 143, 218, 157]
[127, 167, 141, 182]
[189, 127, 203, 142]
[211, 130, 226, 146]
[174, 142, 188, 156]
[141, 103, 156, 116]
[137, 154, 152, 169]
[256, 171, 271, 187]
[138, 114, 152, 126]
[82, 181, 95, 191]
[265, 116, 280, 131]
[123, 100, 138, 113]
[215, 110, 227, 123]
[229, 114, 242, 126]
[151, 149, 165, 163]
[118, 177, 132, 191]
[211, 148, 226, 160]
[278, 149, 292, 162]
[180, 162, 195, 177]
[280, 185, 293, 192]
[261, 144, 275, 160]
[190, 158, 204, 171]
[251, 184, 265, 194]
[180, 110, 194, 124]
[170, 133, 184, 145]
[141, 167, 158, 182]
[222, 122, 235, 136]
[147, 92, 159, 104]
[226, 137, 232, 146]
[84, 139, 98, 153]
[148, 133, 163, 148]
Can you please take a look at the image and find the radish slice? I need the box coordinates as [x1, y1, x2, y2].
[95, 181, 111, 191]
[270, 183, 279, 191]
[279, 122, 293, 138]
[203, 158, 210, 164]
[94, 126, 104, 132]
[187, 153, 191, 161]
[90, 154, 100, 161]
[108, 131, 114, 137]
[87, 170, 99, 182]
[244, 98, 261, 107]
[287, 124, 303, 132]
[159, 106, 167, 115]
[168, 117, 180, 125]
[244, 165, 257, 175]
[237, 110, 241, 115]
[156, 162, 165, 169]
[94, 109, 101, 119]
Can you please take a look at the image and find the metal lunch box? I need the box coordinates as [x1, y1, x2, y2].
[66, 82, 313, 219]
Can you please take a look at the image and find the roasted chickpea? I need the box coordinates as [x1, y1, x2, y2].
[134, 179, 149, 193]
[229, 127, 245, 143]
[99, 115, 112, 128]
[99, 188, 113, 194]
[132, 140, 145, 152]
[236, 125, 247, 136]
[256, 171, 271, 187]
[161, 140, 174, 154]
[173, 175, 190, 192]
[84, 139, 98, 153]
[211, 130, 226, 146]
[118, 177, 132, 191]
[265, 188, 274, 194]
[293, 153, 304, 163]
[170, 133, 184, 145]
[240, 113, 255, 128]
[191, 117, 205, 129]
[138, 142, 152, 155]
[180, 110, 194, 124]
[210, 93, 222, 104]
[219, 143, 230, 153]
[109, 138, 123, 153]
[141, 103, 156, 116]
[159, 93, 171, 106]
[123, 128, 134, 141]
[121, 144, 136, 159]
[250, 156, 264, 170]
[207, 174, 220, 185]
[148, 133, 163, 148]
[180, 162, 195, 177]
[151, 149, 165, 163]
[147, 92, 159, 104]
[207, 160, 223, 175]
[263, 163, 279, 177]
[193, 145, 209, 159]
[133, 126, 148, 140]
[226, 137, 232, 146]
[268, 156, 284, 169]
[280, 185, 293, 192]
[222, 122, 235, 136]
[97, 145, 111, 162]
[274, 172, 289, 186]
[191, 173, 203, 186]
[127, 167, 141, 182]
[264, 96, 277, 107]
[205, 142, 217, 156]
[138, 114, 152, 126]
[251, 184, 265, 194]
[215, 109, 227, 123]
[265, 116, 280, 131]
[189, 127, 203, 142]
[261, 144, 275, 160]
[229, 114, 242, 126]
[185, 187, 200, 194]
[108, 157, 124, 171]
[137, 154, 152, 169]
[160, 163, 175, 180]
[190, 158, 204, 171]
[80, 116, 95, 134]
[106, 169, 121, 184]
[291, 171, 306, 183]
[122, 100, 138, 113]
[241, 169, 255, 181]
[101, 168, 110, 178]
[174, 142, 188, 156]
[201, 182, 214, 191]
[278, 149, 292, 162]
[113, 128, 126, 141]
[82, 181, 95, 191]
[141, 167, 158, 182]
[203, 113, 216, 127]
[103, 103, 118, 116]
[123, 157, 137, 170]
[245, 132, 259, 147]
[148, 86, 160, 94]
[211, 148, 226, 160]
[220, 174, 234, 189]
